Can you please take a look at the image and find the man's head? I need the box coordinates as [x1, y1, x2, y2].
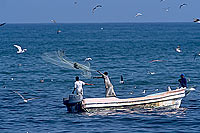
[76, 76, 79, 81]
[180, 73, 185, 78]
[104, 72, 108, 75]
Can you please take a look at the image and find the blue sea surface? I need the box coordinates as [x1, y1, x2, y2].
[0, 23, 200, 132]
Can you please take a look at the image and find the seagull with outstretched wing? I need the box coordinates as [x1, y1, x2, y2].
[92, 5, 102, 13]
[0, 23, 6, 26]
[120, 75, 124, 84]
[85, 58, 92, 62]
[14, 44, 27, 53]
[51, 19, 56, 23]
[194, 18, 200, 23]
[13, 91, 39, 103]
[179, 3, 187, 9]
[160, 0, 165, 2]
[135, 12, 142, 17]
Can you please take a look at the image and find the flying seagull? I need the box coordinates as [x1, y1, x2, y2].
[0, 23, 6, 27]
[163, 7, 170, 12]
[13, 91, 39, 103]
[85, 58, 92, 62]
[14, 44, 27, 54]
[135, 12, 142, 17]
[193, 18, 200, 23]
[92, 5, 102, 13]
[160, 0, 165, 2]
[120, 75, 124, 84]
[179, 3, 187, 9]
[51, 19, 56, 23]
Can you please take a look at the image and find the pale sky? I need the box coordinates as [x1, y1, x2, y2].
[0, 0, 199, 23]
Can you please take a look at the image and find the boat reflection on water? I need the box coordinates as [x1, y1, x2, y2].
[83, 107, 187, 118]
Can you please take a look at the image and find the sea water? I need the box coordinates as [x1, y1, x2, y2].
[0, 23, 200, 132]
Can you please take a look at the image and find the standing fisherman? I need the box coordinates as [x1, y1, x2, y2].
[72, 76, 94, 97]
[178, 74, 187, 88]
[93, 71, 116, 97]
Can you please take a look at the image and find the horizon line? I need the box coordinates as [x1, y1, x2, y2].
[4, 21, 194, 24]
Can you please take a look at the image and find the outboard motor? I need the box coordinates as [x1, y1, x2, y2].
[63, 94, 84, 112]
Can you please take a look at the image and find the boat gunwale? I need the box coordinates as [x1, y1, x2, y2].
[83, 88, 185, 105]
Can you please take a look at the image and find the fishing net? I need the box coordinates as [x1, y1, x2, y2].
[41, 50, 95, 78]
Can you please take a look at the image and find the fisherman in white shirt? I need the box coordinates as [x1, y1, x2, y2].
[72, 76, 94, 96]
[93, 71, 116, 97]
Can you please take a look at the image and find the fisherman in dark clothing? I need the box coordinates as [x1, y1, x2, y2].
[178, 74, 187, 88]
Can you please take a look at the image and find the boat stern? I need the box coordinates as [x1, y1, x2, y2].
[63, 94, 84, 113]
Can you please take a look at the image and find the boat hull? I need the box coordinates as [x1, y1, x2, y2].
[63, 88, 186, 113]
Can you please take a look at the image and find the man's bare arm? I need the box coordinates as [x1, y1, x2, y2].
[97, 70, 104, 75]
[93, 76, 103, 79]
[85, 83, 94, 85]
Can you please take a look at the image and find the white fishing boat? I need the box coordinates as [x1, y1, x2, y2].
[63, 87, 194, 113]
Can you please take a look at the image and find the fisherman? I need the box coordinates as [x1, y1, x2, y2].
[93, 71, 116, 97]
[178, 74, 187, 88]
[72, 76, 94, 96]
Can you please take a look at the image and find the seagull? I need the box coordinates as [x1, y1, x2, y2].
[175, 46, 181, 53]
[0, 23, 6, 27]
[194, 53, 200, 60]
[150, 60, 164, 63]
[14, 44, 27, 54]
[135, 12, 142, 17]
[85, 57, 92, 61]
[57, 30, 62, 34]
[147, 71, 156, 75]
[92, 5, 102, 13]
[40, 79, 44, 83]
[167, 86, 171, 91]
[120, 75, 124, 84]
[13, 91, 39, 103]
[129, 91, 134, 95]
[51, 19, 56, 23]
[160, 0, 165, 2]
[155, 89, 159, 91]
[179, 3, 187, 9]
[142, 90, 146, 94]
[189, 88, 195, 91]
[194, 18, 200, 23]
[101, 27, 104, 30]
[163, 7, 170, 12]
